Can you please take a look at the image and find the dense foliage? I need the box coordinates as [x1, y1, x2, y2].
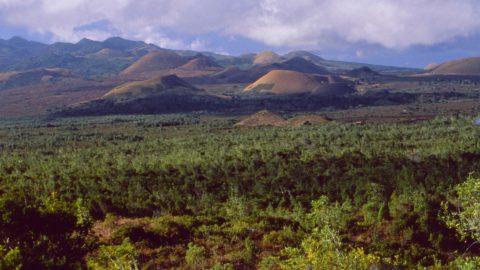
[0, 114, 479, 269]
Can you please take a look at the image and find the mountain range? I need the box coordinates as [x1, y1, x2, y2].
[1, 36, 480, 118]
[0, 36, 416, 77]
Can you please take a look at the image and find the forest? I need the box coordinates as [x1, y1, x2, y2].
[0, 114, 479, 269]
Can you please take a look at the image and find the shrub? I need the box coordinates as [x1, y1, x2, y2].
[0, 193, 91, 269]
[448, 256, 480, 270]
[87, 238, 139, 270]
[185, 242, 206, 269]
[306, 195, 352, 231]
[150, 216, 194, 245]
[262, 226, 300, 247]
[443, 174, 480, 242]
[0, 245, 22, 270]
[277, 226, 381, 270]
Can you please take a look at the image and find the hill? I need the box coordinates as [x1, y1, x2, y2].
[347, 66, 380, 77]
[46, 37, 159, 57]
[283, 51, 325, 64]
[0, 37, 162, 76]
[424, 63, 440, 71]
[90, 48, 129, 58]
[234, 110, 286, 127]
[0, 68, 74, 90]
[253, 51, 282, 65]
[177, 55, 223, 71]
[58, 75, 230, 116]
[272, 57, 329, 74]
[191, 57, 329, 85]
[0, 37, 47, 70]
[235, 110, 331, 127]
[120, 51, 189, 77]
[244, 70, 354, 95]
[429, 57, 480, 75]
[104, 74, 201, 99]
[0, 36, 419, 77]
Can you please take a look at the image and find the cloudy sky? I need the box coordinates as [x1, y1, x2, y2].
[1, 0, 480, 67]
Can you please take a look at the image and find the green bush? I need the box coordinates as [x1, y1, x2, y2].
[443, 174, 480, 241]
[87, 238, 139, 270]
[448, 256, 480, 270]
[210, 262, 234, 270]
[262, 226, 300, 247]
[360, 182, 387, 226]
[185, 242, 207, 269]
[0, 193, 91, 269]
[0, 245, 22, 270]
[150, 215, 194, 245]
[277, 226, 382, 270]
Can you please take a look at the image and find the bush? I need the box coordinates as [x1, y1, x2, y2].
[0, 245, 22, 270]
[0, 193, 91, 269]
[306, 195, 352, 231]
[150, 216, 194, 245]
[262, 226, 300, 247]
[185, 242, 206, 269]
[443, 175, 480, 242]
[87, 238, 139, 270]
[210, 262, 234, 270]
[277, 226, 381, 270]
[448, 256, 480, 270]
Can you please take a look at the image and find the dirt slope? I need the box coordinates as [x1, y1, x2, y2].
[430, 57, 480, 75]
[253, 51, 282, 65]
[244, 70, 354, 95]
[120, 51, 188, 76]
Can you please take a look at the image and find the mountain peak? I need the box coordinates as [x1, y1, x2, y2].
[77, 38, 96, 44]
[284, 51, 324, 62]
[8, 36, 28, 42]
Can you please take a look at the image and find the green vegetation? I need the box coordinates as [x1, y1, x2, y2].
[0, 114, 479, 269]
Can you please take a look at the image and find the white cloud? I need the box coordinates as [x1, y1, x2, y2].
[0, 0, 479, 50]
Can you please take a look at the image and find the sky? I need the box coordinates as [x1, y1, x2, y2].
[1, 0, 480, 68]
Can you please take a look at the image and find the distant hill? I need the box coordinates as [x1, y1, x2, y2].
[46, 37, 160, 57]
[120, 51, 189, 77]
[282, 50, 418, 74]
[0, 36, 418, 77]
[0, 36, 47, 55]
[176, 50, 255, 69]
[0, 37, 162, 76]
[283, 51, 325, 64]
[58, 75, 230, 116]
[90, 48, 129, 59]
[244, 70, 354, 96]
[253, 51, 283, 65]
[177, 55, 223, 72]
[0, 37, 47, 70]
[271, 57, 329, 74]
[120, 53, 224, 79]
[235, 110, 286, 127]
[424, 63, 440, 71]
[346, 66, 380, 78]
[104, 74, 202, 99]
[190, 57, 329, 84]
[0, 68, 74, 90]
[429, 57, 480, 76]
[235, 110, 331, 127]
